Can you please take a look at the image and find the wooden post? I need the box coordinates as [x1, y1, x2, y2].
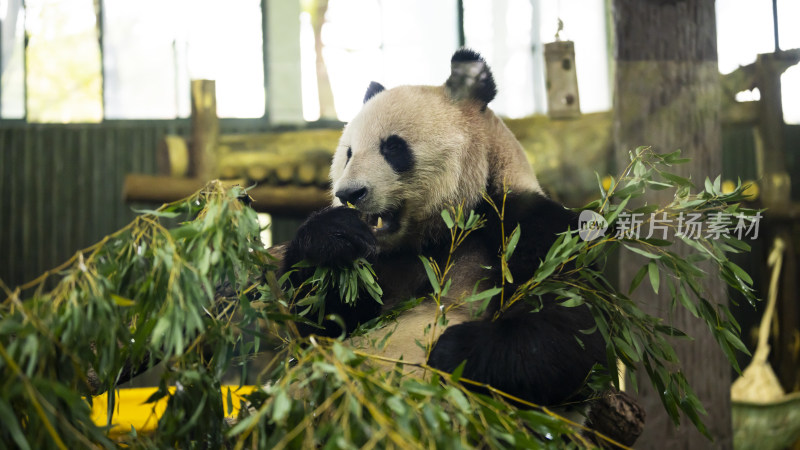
[613, 1, 731, 447]
[190, 79, 221, 180]
[754, 49, 800, 394]
[544, 40, 582, 119]
[755, 52, 792, 208]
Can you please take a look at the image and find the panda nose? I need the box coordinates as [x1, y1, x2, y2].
[335, 186, 368, 206]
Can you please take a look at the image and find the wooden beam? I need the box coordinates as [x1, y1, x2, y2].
[122, 174, 329, 216]
[190, 80, 221, 180]
[722, 101, 759, 126]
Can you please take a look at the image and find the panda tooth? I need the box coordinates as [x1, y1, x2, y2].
[376, 216, 384, 229]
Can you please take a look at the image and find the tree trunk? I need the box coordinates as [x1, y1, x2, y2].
[612, 1, 731, 448]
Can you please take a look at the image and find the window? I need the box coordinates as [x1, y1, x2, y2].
[463, 0, 611, 117]
[776, 0, 800, 124]
[300, 0, 610, 121]
[301, 0, 458, 122]
[716, 0, 800, 124]
[25, 0, 103, 123]
[103, 0, 265, 119]
[0, 0, 265, 121]
[1, 0, 25, 119]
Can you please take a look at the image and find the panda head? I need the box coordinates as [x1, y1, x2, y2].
[330, 49, 542, 252]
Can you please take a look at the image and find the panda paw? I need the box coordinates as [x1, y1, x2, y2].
[428, 316, 604, 406]
[288, 206, 377, 267]
[427, 321, 487, 374]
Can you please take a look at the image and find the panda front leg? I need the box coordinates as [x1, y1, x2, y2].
[427, 298, 606, 407]
[281, 206, 383, 337]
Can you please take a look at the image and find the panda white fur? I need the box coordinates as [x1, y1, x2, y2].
[282, 49, 605, 408]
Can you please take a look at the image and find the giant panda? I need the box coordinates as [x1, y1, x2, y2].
[281, 49, 606, 408]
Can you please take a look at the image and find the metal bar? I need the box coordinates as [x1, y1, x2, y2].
[0, 129, 11, 285]
[457, 0, 465, 48]
[773, 0, 780, 51]
[97, 0, 107, 120]
[20, 126, 32, 284]
[22, 0, 28, 121]
[52, 126, 65, 281]
[261, 0, 270, 122]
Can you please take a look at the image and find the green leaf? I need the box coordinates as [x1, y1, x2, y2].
[445, 387, 471, 413]
[441, 209, 454, 229]
[721, 328, 749, 354]
[271, 390, 291, 424]
[450, 360, 467, 383]
[227, 387, 233, 416]
[660, 171, 695, 188]
[605, 196, 630, 225]
[629, 264, 648, 294]
[613, 337, 640, 362]
[419, 256, 441, 294]
[646, 180, 673, 190]
[131, 207, 181, 218]
[0, 400, 31, 450]
[386, 396, 407, 415]
[559, 295, 585, 307]
[440, 278, 452, 298]
[704, 177, 714, 194]
[623, 243, 662, 260]
[648, 262, 660, 294]
[654, 324, 690, 339]
[505, 225, 521, 261]
[227, 409, 262, 436]
[111, 294, 135, 307]
[722, 236, 751, 252]
[640, 238, 671, 247]
[726, 261, 753, 285]
[463, 286, 502, 305]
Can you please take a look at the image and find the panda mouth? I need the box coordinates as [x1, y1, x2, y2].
[362, 208, 401, 234]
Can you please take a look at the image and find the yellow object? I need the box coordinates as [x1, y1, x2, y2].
[602, 175, 613, 192]
[731, 237, 800, 450]
[90, 385, 259, 437]
[722, 180, 736, 194]
[731, 238, 785, 403]
[743, 180, 760, 201]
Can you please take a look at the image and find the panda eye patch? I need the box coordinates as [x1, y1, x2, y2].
[346, 147, 352, 164]
[380, 135, 414, 173]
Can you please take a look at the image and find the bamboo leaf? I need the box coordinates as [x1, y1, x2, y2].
[623, 243, 663, 260]
[0, 400, 31, 450]
[271, 390, 291, 424]
[441, 210, 454, 229]
[110, 294, 135, 307]
[629, 264, 649, 294]
[505, 225, 521, 261]
[450, 360, 467, 383]
[648, 262, 660, 294]
[726, 261, 753, 285]
[419, 256, 441, 294]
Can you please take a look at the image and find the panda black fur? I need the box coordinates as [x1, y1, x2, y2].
[282, 49, 605, 408]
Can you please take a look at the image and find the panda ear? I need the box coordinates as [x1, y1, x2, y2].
[363, 81, 386, 104]
[445, 48, 497, 107]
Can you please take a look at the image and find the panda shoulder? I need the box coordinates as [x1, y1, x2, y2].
[479, 191, 579, 240]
